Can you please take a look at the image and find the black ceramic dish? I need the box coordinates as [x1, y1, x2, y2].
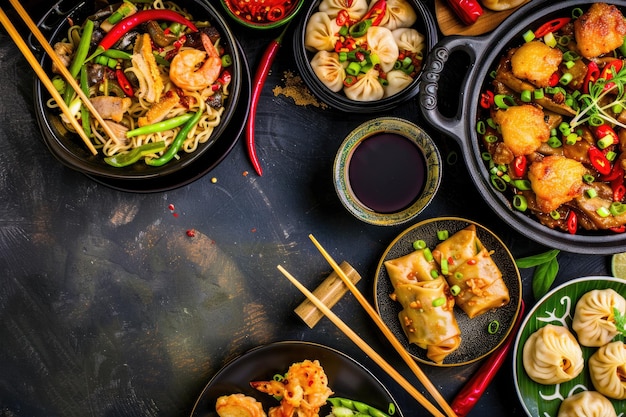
[374, 217, 522, 366]
[420, 0, 626, 254]
[294, 0, 438, 113]
[189, 341, 404, 417]
[32, 0, 243, 181]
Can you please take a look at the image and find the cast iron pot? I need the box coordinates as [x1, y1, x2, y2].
[33, 0, 243, 180]
[294, 0, 438, 113]
[419, 0, 626, 255]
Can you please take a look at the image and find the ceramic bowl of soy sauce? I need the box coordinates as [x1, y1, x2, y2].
[333, 117, 442, 226]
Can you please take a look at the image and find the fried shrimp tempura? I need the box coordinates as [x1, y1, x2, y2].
[216, 394, 267, 417]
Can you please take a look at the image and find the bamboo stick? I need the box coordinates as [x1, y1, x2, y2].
[309, 234, 458, 417]
[8, 0, 119, 144]
[277, 264, 446, 417]
[0, 8, 98, 155]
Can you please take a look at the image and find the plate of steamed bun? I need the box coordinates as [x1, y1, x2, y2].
[513, 276, 626, 417]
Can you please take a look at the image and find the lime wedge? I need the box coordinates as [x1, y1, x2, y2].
[611, 252, 626, 279]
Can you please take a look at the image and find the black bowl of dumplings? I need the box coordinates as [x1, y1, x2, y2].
[293, 0, 438, 113]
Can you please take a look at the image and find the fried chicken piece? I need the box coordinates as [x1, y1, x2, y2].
[528, 155, 586, 213]
[574, 3, 626, 59]
[493, 104, 550, 157]
[511, 41, 563, 87]
[216, 394, 267, 417]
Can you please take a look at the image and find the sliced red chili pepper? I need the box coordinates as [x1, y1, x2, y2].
[445, 0, 484, 26]
[588, 146, 612, 175]
[115, 68, 134, 96]
[583, 61, 599, 94]
[479, 90, 494, 109]
[343, 75, 357, 87]
[600, 59, 623, 80]
[601, 162, 624, 182]
[592, 124, 619, 145]
[610, 225, 626, 233]
[89, 9, 198, 59]
[512, 155, 527, 177]
[336, 9, 350, 26]
[567, 211, 577, 235]
[534, 17, 571, 38]
[360, 0, 387, 26]
[267, 5, 285, 22]
[548, 72, 560, 87]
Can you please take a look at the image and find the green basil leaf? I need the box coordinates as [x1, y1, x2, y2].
[532, 256, 559, 300]
[516, 249, 560, 269]
[614, 307, 626, 337]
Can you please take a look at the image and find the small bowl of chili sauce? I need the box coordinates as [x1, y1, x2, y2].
[220, 0, 305, 30]
[333, 117, 442, 226]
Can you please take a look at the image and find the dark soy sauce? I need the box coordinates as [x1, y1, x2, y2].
[348, 133, 426, 214]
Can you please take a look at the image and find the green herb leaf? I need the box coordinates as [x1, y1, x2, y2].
[516, 249, 560, 269]
[614, 307, 626, 337]
[532, 256, 559, 300]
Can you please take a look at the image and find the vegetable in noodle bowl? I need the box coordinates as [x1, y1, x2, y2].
[305, 0, 425, 102]
[477, 2, 626, 235]
[47, 0, 234, 167]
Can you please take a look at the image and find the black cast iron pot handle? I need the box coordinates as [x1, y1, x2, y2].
[419, 36, 490, 144]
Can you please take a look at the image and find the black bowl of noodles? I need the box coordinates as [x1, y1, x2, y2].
[33, 0, 243, 180]
[293, 0, 438, 113]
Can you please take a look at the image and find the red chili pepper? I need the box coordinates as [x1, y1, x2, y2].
[451, 301, 525, 417]
[245, 24, 291, 176]
[267, 5, 286, 22]
[567, 211, 578, 235]
[588, 146, 612, 176]
[534, 17, 571, 38]
[592, 124, 619, 146]
[602, 162, 624, 182]
[613, 182, 626, 201]
[583, 61, 599, 94]
[360, 0, 387, 26]
[115, 69, 134, 96]
[445, 0, 483, 26]
[479, 90, 494, 109]
[89, 9, 198, 60]
[512, 155, 527, 177]
[548, 72, 560, 87]
[336, 9, 350, 26]
[599, 59, 624, 92]
[610, 225, 626, 233]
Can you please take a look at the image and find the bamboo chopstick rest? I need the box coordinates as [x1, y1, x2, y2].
[294, 261, 361, 328]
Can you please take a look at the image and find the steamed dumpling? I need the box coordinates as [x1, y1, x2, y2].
[305, 12, 340, 52]
[522, 324, 584, 385]
[557, 391, 617, 417]
[319, 0, 368, 20]
[376, 0, 417, 30]
[573, 289, 626, 347]
[392, 28, 425, 55]
[367, 26, 399, 73]
[343, 68, 384, 101]
[310, 51, 346, 92]
[589, 341, 626, 400]
[383, 70, 413, 98]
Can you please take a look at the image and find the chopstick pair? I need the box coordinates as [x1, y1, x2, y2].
[277, 234, 459, 417]
[0, 0, 119, 155]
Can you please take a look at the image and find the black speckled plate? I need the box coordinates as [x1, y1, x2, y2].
[189, 341, 404, 417]
[374, 217, 522, 366]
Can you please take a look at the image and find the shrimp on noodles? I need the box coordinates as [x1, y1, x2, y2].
[250, 359, 333, 417]
[170, 32, 222, 91]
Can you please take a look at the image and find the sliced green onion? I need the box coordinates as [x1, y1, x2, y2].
[558, 122, 571, 136]
[543, 32, 557, 48]
[484, 134, 498, 143]
[413, 240, 427, 250]
[441, 258, 449, 275]
[491, 175, 507, 191]
[346, 62, 361, 76]
[486, 118, 497, 129]
[476, 120, 486, 134]
[572, 7, 583, 18]
[550, 210, 561, 220]
[597, 135, 614, 149]
[534, 88, 544, 100]
[586, 188, 598, 198]
[481, 152, 492, 161]
[513, 194, 528, 212]
[565, 133, 578, 145]
[511, 179, 531, 190]
[432, 297, 445, 307]
[430, 269, 439, 279]
[560, 73, 573, 85]
[597, 206, 611, 217]
[423, 247, 433, 262]
[454, 272, 464, 280]
[494, 94, 515, 109]
[488, 320, 500, 334]
[583, 174, 595, 184]
[547, 136, 562, 148]
[610, 202, 626, 216]
[437, 230, 449, 241]
[522, 30, 535, 42]
[520, 89, 532, 102]
[607, 151, 617, 161]
[450, 285, 461, 296]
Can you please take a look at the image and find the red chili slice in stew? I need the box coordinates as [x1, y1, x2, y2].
[534, 17, 571, 38]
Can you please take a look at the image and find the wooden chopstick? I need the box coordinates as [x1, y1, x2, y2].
[277, 265, 446, 417]
[0, 8, 98, 155]
[308, 234, 459, 417]
[7, 0, 119, 144]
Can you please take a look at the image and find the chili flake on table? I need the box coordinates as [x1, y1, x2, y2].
[223, 0, 298, 24]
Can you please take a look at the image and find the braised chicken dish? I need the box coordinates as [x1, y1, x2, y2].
[477, 2, 626, 234]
